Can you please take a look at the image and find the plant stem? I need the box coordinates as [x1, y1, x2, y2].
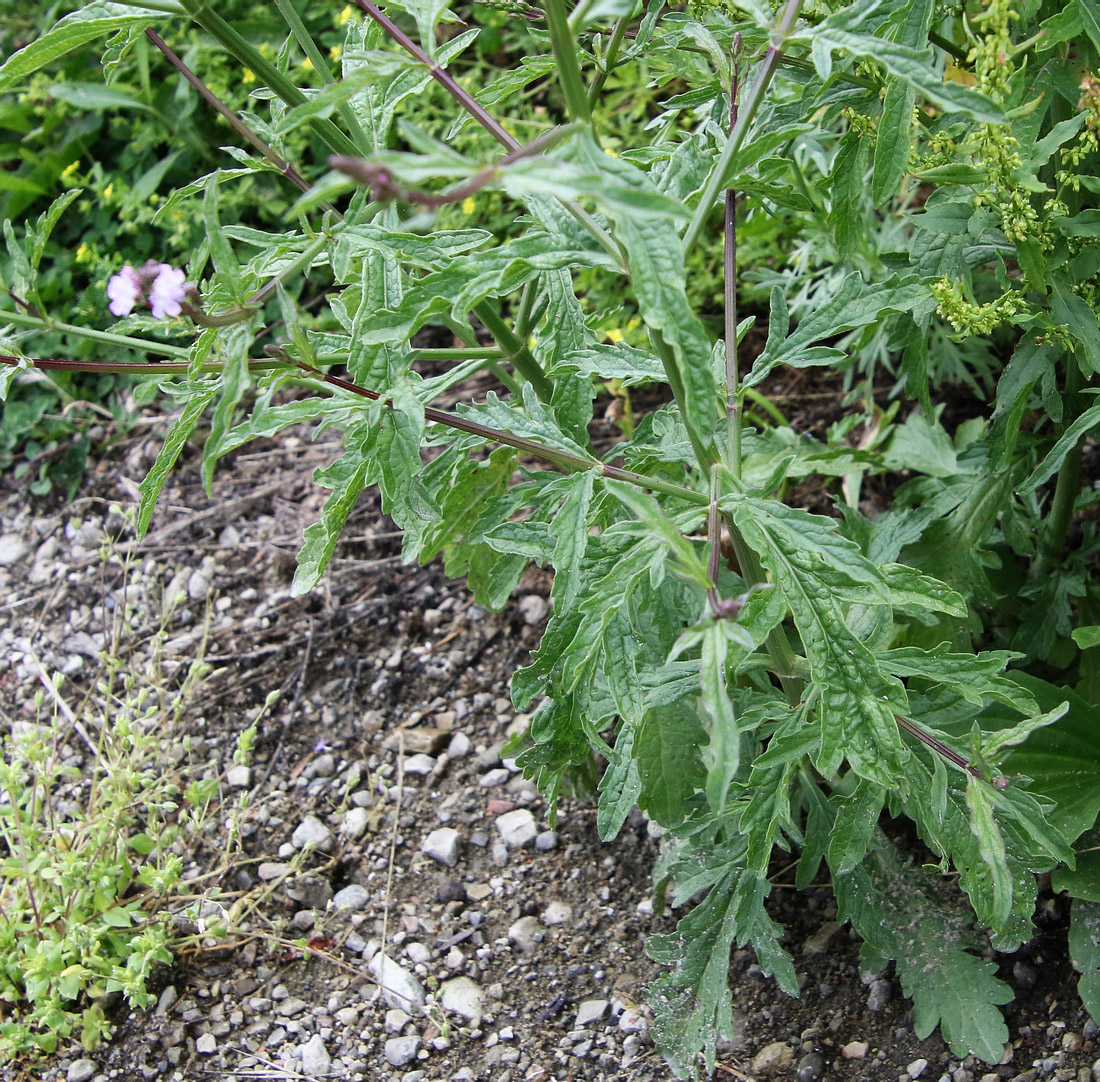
[145, 30, 313, 195]
[682, 0, 804, 257]
[894, 714, 981, 778]
[474, 304, 554, 400]
[544, 0, 594, 124]
[351, 0, 518, 149]
[271, 0, 371, 154]
[724, 41, 741, 475]
[179, 0, 357, 156]
[586, 11, 632, 107]
[0, 353, 707, 506]
[0, 310, 190, 359]
[1032, 355, 1087, 578]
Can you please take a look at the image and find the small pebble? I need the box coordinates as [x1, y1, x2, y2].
[290, 815, 334, 851]
[67, 1060, 98, 1082]
[384, 1036, 420, 1067]
[797, 1052, 824, 1082]
[300, 1033, 331, 1077]
[842, 1041, 869, 1059]
[574, 1000, 608, 1027]
[496, 808, 538, 848]
[332, 884, 370, 910]
[541, 900, 572, 926]
[403, 753, 436, 775]
[535, 831, 558, 851]
[751, 1042, 794, 1075]
[422, 827, 462, 867]
[225, 765, 251, 788]
[440, 976, 485, 1022]
[195, 1033, 217, 1054]
[508, 916, 543, 953]
[908, 1058, 929, 1079]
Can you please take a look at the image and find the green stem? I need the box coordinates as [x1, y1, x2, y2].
[2, 352, 707, 506]
[179, 0, 357, 157]
[586, 12, 632, 107]
[475, 303, 554, 401]
[650, 328, 718, 469]
[683, 0, 805, 257]
[271, 0, 371, 154]
[114, 0, 185, 11]
[246, 232, 333, 309]
[544, 0, 594, 124]
[0, 309, 190, 358]
[1032, 356, 1087, 577]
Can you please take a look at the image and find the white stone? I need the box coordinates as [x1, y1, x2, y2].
[332, 884, 369, 910]
[257, 862, 291, 880]
[0, 536, 27, 566]
[574, 999, 608, 1027]
[384, 1036, 420, 1067]
[518, 594, 548, 625]
[369, 953, 426, 1012]
[439, 976, 485, 1022]
[507, 916, 542, 953]
[447, 732, 472, 757]
[195, 1033, 217, 1054]
[541, 900, 572, 926]
[300, 1033, 331, 1077]
[907, 1059, 929, 1079]
[187, 568, 211, 602]
[341, 806, 369, 838]
[403, 753, 435, 775]
[406, 941, 431, 965]
[495, 808, 537, 848]
[384, 1008, 411, 1034]
[226, 765, 251, 788]
[67, 1060, 97, 1082]
[421, 827, 461, 867]
[291, 815, 334, 851]
[618, 1006, 648, 1033]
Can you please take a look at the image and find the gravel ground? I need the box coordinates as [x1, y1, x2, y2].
[1, 411, 1099, 1082]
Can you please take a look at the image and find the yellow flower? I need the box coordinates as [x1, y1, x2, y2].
[60, 160, 81, 183]
[338, 4, 354, 24]
[607, 328, 625, 343]
[528, 335, 538, 350]
[330, 44, 342, 62]
[243, 68, 256, 84]
[603, 147, 620, 158]
[75, 242, 92, 264]
[103, 183, 114, 201]
[462, 197, 476, 215]
[300, 57, 314, 71]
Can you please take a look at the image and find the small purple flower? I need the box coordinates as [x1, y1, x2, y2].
[149, 265, 190, 319]
[106, 265, 143, 317]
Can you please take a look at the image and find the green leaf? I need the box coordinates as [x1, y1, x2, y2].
[965, 777, 1012, 927]
[48, 81, 159, 114]
[1024, 398, 1100, 491]
[746, 275, 925, 388]
[827, 780, 884, 875]
[1073, 626, 1100, 650]
[597, 716, 642, 841]
[0, 2, 155, 94]
[1054, 848, 1100, 901]
[635, 699, 706, 826]
[292, 421, 379, 595]
[1004, 674, 1100, 843]
[1079, 0, 1100, 54]
[553, 342, 665, 385]
[793, 0, 1005, 123]
[1051, 278, 1100, 375]
[830, 127, 869, 260]
[647, 867, 797, 1077]
[1068, 898, 1100, 1025]
[700, 621, 739, 812]
[382, 0, 459, 55]
[136, 387, 217, 538]
[99, 907, 134, 929]
[201, 325, 253, 493]
[836, 842, 1012, 1063]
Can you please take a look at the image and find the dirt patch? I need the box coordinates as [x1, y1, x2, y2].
[0, 405, 1097, 1082]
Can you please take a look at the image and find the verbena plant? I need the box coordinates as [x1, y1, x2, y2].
[3, 0, 1100, 1074]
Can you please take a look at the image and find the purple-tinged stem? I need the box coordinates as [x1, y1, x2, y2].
[351, 0, 519, 151]
[724, 34, 742, 473]
[894, 714, 981, 779]
[145, 29, 313, 196]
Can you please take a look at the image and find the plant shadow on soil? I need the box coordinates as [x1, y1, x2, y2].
[0, 385, 1097, 1082]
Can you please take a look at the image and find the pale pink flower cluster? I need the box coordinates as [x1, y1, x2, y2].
[107, 260, 195, 319]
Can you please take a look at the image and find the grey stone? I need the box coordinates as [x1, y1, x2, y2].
[518, 594, 548, 625]
[535, 831, 558, 851]
[403, 753, 435, 775]
[574, 999, 608, 1027]
[618, 1006, 648, 1033]
[67, 1060, 98, 1082]
[479, 767, 511, 788]
[507, 916, 543, 953]
[341, 806, 369, 839]
[226, 765, 251, 788]
[422, 827, 462, 867]
[300, 1033, 331, 1077]
[155, 985, 178, 1016]
[332, 884, 370, 910]
[291, 815, 334, 851]
[751, 1042, 794, 1075]
[385, 1036, 420, 1067]
[277, 996, 308, 1017]
[447, 732, 472, 757]
[187, 568, 211, 601]
[257, 862, 290, 881]
[440, 976, 485, 1022]
[867, 978, 890, 1011]
[541, 900, 572, 926]
[195, 1033, 216, 1054]
[496, 808, 537, 848]
[385, 1008, 411, 1033]
[369, 953, 426, 1012]
[908, 1059, 929, 1079]
[797, 1053, 824, 1082]
[0, 536, 27, 566]
[406, 941, 431, 964]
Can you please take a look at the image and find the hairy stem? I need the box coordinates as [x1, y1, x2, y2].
[682, 0, 804, 257]
[724, 37, 742, 474]
[145, 30, 313, 195]
[0, 310, 190, 359]
[586, 11, 632, 107]
[544, 0, 594, 124]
